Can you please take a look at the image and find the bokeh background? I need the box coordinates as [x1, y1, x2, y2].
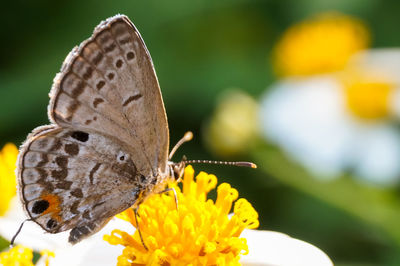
[2, 0, 400, 264]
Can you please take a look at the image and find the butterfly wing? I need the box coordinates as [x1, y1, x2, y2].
[49, 15, 169, 177]
[17, 126, 146, 243]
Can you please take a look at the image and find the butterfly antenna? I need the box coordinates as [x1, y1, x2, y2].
[169, 131, 193, 160]
[183, 159, 257, 169]
[10, 219, 32, 248]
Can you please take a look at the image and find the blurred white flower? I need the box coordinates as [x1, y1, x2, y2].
[260, 49, 400, 185]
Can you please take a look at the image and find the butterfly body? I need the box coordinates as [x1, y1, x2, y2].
[16, 14, 177, 243]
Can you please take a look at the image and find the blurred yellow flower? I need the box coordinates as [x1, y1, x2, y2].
[0, 245, 34, 266]
[204, 90, 259, 157]
[0, 143, 18, 216]
[104, 165, 259, 266]
[274, 12, 369, 76]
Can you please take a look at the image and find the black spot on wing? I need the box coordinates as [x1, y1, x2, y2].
[32, 200, 49, 214]
[71, 131, 89, 142]
[46, 218, 58, 229]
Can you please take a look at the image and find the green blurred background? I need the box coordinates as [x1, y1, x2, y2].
[2, 0, 400, 265]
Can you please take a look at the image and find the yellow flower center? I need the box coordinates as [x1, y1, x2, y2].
[0, 143, 19, 216]
[0, 245, 34, 266]
[104, 166, 259, 266]
[341, 69, 394, 120]
[274, 12, 369, 76]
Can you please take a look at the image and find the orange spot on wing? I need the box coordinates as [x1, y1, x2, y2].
[40, 193, 62, 222]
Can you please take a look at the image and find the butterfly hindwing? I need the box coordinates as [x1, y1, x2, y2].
[49, 15, 169, 177]
[17, 126, 147, 242]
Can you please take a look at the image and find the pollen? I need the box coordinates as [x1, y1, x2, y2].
[0, 143, 18, 216]
[273, 12, 369, 76]
[104, 165, 259, 265]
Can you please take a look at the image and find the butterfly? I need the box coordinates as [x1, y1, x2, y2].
[15, 14, 255, 245]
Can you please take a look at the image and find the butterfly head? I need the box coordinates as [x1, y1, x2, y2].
[168, 160, 186, 182]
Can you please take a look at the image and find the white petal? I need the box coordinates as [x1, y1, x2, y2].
[240, 230, 333, 266]
[36, 217, 133, 266]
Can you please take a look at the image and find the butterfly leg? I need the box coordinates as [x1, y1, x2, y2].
[158, 187, 178, 210]
[134, 207, 148, 250]
[134, 188, 178, 250]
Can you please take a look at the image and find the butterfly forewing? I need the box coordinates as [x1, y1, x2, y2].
[48, 15, 169, 176]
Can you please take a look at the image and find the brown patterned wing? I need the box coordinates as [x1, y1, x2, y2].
[48, 15, 169, 178]
[17, 126, 146, 243]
